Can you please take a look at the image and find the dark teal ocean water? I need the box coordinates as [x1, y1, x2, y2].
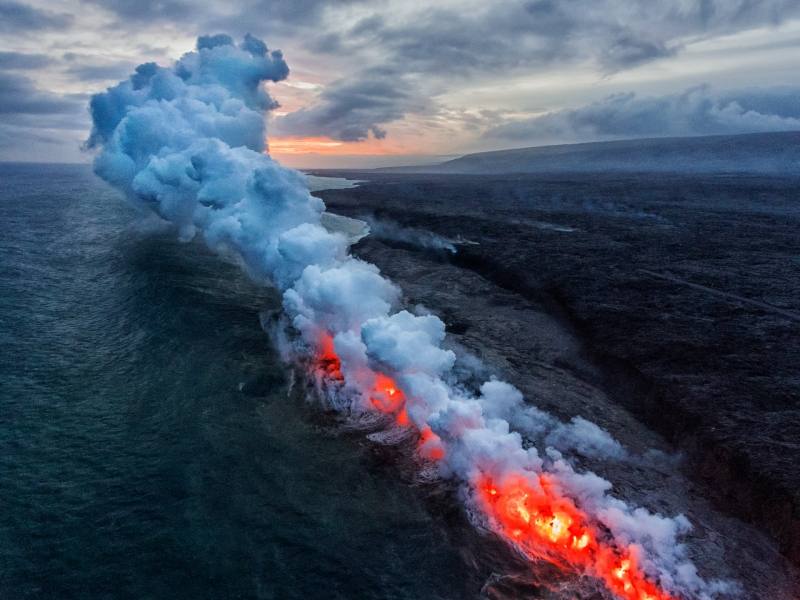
[0, 163, 474, 599]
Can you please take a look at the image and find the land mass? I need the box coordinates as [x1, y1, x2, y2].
[380, 131, 800, 175]
[313, 162, 800, 578]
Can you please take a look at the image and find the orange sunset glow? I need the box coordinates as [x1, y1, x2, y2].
[266, 134, 427, 170]
[269, 136, 410, 156]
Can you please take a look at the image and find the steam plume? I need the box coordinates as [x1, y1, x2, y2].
[86, 34, 731, 600]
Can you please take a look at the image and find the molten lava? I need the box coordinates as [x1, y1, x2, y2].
[418, 426, 446, 460]
[477, 475, 675, 600]
[370, 373, 405, 414]
[316, 334, 343, 381]
[314, 336, 444, 460]
[313, 336, 671, 600]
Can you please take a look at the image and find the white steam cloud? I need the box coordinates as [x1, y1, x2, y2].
[86, 34, 731, 599]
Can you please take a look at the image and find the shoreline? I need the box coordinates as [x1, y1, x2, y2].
[315, 172, 800, 592]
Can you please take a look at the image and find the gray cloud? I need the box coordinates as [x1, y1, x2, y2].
[87, 0, 192, 22]
[273, 68, 431, 141]
[0, 72, 82, 115]
[0, 51, 53, 69]
[280, 0, 800, 141]
[0, 122, 65, 145]
[195, 0, 377, 49]
[248, 0, 366, 25]
[60, 51, 144, 82]
[0, 120, 85, 162]
[315, 1, 800, 75]
[484, 85, 800, 144]
[90, 0, 369, 31]
[0, 69, 87, 159]
[366, 5, 578, 73]
[2, 0, 800, 159]
[65, 60, 137, 82]
[600, 32, 677, 70]
[308, 13, 386, 53]
[0, 1, 73, 32]
[350, 14, 384, 37]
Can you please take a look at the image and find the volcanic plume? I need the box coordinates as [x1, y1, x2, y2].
[85, 34, 730, 600]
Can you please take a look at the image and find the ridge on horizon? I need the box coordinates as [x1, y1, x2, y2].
[371, 130, 800, 175]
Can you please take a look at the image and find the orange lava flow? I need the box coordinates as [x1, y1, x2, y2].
[477, 475, 675, 600]
[312, 334, 671, 599]
[314, 334, 444, 459]
[418, 426, 446, 460]
[370, 373, 405, 414]
[367, 371, 446, 459]
[317, 334, 343, 382]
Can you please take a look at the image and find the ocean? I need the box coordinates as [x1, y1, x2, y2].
[0, 163, 474, 599]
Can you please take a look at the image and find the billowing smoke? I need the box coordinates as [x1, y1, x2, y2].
[86, 34, 732, 600]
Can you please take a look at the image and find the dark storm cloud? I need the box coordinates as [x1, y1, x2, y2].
[329, 6, 547, 74]
[0, 122, 64, 145]
[3, 0, 799, 156]
[308, 14, 385, 53]
[355, 0, 800, 74]
[248, 0, 364, 25]
[484, 85, 800, 144]
[0, 51, 52, 69]
[90, 0, 369, 30]
[0, 72, 82, 115]
[198, 0, 376, 45]
[0, 1, 73, 32]
[372, 9, 548, 73]
[0, 70, 87, 152]
[600, 33, 677, 70]
[61, 52, 139, 82]
[87, 0, 192, 22]
[350, 14, 384, 36]
[274, 68, 430, 141]
[65, 60, 136, 82]
[282, 0, 800, 141]
[308, 32, 342, 53]
[0, 120, 85, 161]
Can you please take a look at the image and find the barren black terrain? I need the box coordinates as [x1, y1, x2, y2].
[314, 170, 800, 579]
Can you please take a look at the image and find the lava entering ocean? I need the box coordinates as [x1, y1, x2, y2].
[313, 338, 674, 600]
[85, 33, 729, 600]
[314, 334, 445, 460]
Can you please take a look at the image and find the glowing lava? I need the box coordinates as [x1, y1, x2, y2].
[370, 373, 405, 414]
[316, 334, 343, 381]
[418, 426, 446, 460]
[313, 337, 672, 600]
[314, 336, 444, 459]
[477, 475, 675, 600]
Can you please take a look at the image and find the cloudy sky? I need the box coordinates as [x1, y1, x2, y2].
[1, 0, 799, 167]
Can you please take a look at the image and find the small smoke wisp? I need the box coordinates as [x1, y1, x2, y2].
[86, 34, 732, 600]
[361, 215, 458, 253]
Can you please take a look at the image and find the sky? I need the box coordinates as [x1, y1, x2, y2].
[0, 0, 799, 168]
